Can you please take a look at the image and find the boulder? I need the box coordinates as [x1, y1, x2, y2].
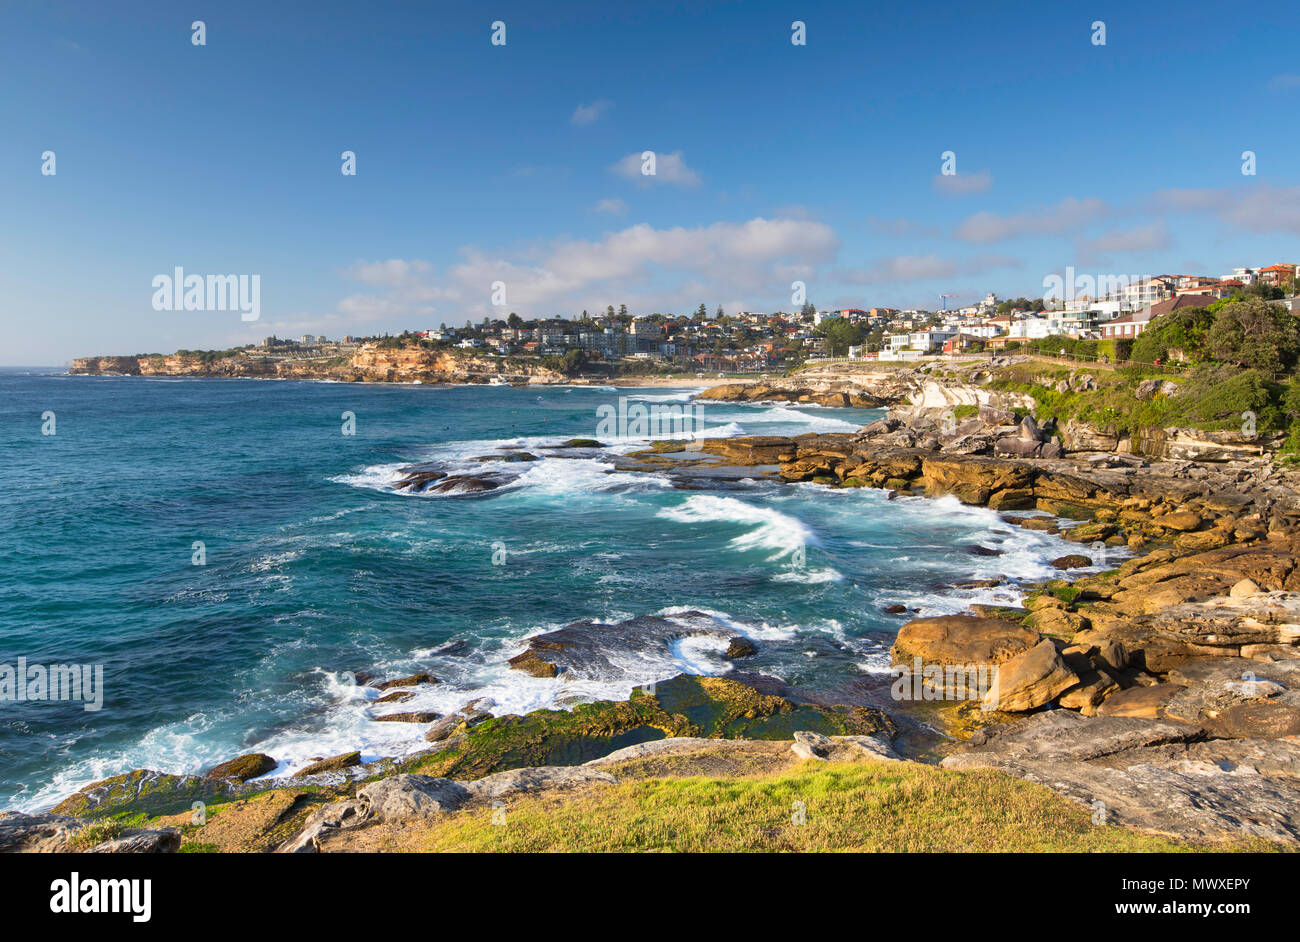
[356, 775, 469, 820]
[982, 640, 1080, 712]
[1095, 684, 1184, 719]
[724, 637, 759, 659]
[891, 615, 1040, 669]
[205, 752, 276, 782]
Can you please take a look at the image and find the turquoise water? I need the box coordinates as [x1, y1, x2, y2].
[0, 369, 1092, 810]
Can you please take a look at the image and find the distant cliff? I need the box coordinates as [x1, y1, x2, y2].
[68, 347, 566, 384]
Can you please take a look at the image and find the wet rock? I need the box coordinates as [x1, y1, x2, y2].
[205, 753, 277, 783]
[1051, 554, 1093, 570]
[724, 637, 758, 659]
[425, 474, 502, 494]
[293, 751, 361, 778]
[506, 612, 734, 680]
[376, 672, 439, 690]
[372, 711, 439, 724]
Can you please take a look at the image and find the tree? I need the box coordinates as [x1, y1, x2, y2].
[507, 312, 523, 328]
[814, 317, 865, 356]
[696, 303, 708, 319]
[715, 304, 724, 318]
[618, 304, 628, 317]
[1204, 296, 1300, 373]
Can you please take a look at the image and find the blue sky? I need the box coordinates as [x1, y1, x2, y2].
[2, 0, 1298, 363]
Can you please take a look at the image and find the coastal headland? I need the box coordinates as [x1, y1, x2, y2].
[8, 356, 1300, 853]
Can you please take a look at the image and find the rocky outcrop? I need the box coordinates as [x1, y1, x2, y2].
[69, 346, 565, 385]
[891, 616, 1039, 670]
[942, 710, 1300, 845]
[0, 812, 181, 853]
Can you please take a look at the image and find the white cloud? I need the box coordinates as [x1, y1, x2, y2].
[836, 253, 1020, 285]
[338, 217, 838, 321]
[610, 150, 702, 187]
[955, 197, 1109, 243]
[1077, 221, 1171, 262]
[1154, 185, 1300, 235]
[932, 169, 993, 196]
[571, 100, 613, 126]
[593, 198, 628, 215]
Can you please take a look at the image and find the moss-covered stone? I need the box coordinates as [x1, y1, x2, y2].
[52, 769, 239, 820]
[398, 674, 893, 782]
[205, 752, 277, 782]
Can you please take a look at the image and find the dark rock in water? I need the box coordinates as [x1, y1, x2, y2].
[293, 751, 361, 777]
[353, 670, 376, 686]
[883, 604, 908, 614]
[205, 752, 276, 782]
[376, 672, 438, 690]
[965, 544, 1003, 557]
[508, 652, 559, 677]
[506, 611, 735, 680]
[373, 711, 440, 724]
[392, 468, 448, 491]
[724, 637, 759, 659]
[558, 439, 603, 448]
[375, 691, 414, 704]
[425, 474, 502, 494]
[1051, 554, 1093, 570]
[430, 639, 470, 656]
[476, 452, 538, 462]
[955, 579, 1004, 589]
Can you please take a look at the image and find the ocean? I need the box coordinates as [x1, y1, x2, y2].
[0, 368, 1096, 810]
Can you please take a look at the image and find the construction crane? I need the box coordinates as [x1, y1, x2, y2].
[939, 294, 951, 311]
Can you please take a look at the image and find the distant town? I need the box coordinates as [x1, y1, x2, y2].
[228, 261, 1300, 375]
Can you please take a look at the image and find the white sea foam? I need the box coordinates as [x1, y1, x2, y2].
[658, 494, 816, 561]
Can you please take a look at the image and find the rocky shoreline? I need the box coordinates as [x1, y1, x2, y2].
[7, 363, 1300, 852]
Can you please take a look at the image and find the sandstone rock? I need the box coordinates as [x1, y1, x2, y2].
[791, 730, 833, 761]
[941, 710, 1299, 844]
[982, 640, 1079, 712]
[1231, 578, 1262, 598]
[1051, 554, 1092, 570]
[1095, 684, 1184, 719]
[891, 616, 1039, 669]
[1158, 511, 1202, 532]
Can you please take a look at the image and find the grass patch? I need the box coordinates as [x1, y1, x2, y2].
[405, 761, 1258, 853]
[65, 820, 124, 850]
